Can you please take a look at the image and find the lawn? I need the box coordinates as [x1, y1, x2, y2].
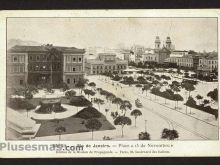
[33, 111, 115, 138]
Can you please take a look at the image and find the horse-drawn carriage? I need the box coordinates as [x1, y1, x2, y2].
[135, 98, 143, 108]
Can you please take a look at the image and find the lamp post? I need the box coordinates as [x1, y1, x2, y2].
[145, 120, 147, 132]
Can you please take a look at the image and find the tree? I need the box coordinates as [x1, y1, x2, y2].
[182, 82, 195, 97]
[46, 45, 62, 87]
[173, 94, 184, 109]
[114, 116, 132, 137]
[84, 89, 96, 99]
[105, 108, 109, 116]
[207, 88, 218, 102]
[142, 84, 152, 97]
[196, 94, 203, 105]
[137, 76, 145, 83]
[121, 100, 132, 115]
[162, 91, 171, 104]
[151, 87, 160, 100]
[55, 126, 66, 141]
[88, 82, 96, 89]
[182, 82, 195, 112]
[105, 92, 116, 108]
[112, 97, 123, 111]
[185, 96, 196, 114]
[170, 84, 180, 94]
[75, 78, 87, 94]
[93, 98, 105, 111]
[130, 109, 142, 127]
[126, 76, 134, 86]
[85, 118, 102, 140]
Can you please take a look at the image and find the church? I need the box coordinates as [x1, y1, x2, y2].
[142, 36, 173, 64]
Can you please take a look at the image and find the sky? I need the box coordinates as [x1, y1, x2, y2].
[7, 18, 217, 52]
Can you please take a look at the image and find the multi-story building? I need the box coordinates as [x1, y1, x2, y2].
[85, 53, 128, 75]
[7, 45, 85, 88]
[142, 53, 158, 63]
[164, 55, 194, 68]
[130, 45, 145, 63]
[197, 56, 218, 74]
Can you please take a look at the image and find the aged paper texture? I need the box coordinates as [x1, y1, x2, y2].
[0, 10, 220, 157]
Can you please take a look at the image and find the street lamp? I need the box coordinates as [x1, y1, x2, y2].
[145, 120, 147, 132]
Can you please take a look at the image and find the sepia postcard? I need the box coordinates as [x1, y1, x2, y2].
[0, 9, 220, 157]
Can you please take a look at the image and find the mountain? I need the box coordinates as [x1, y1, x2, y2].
[7, 39, 42, 49]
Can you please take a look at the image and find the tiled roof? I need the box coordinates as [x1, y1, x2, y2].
[8, 45, 85, 54]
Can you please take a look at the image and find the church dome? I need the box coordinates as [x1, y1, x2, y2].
[155, 36, 161, 43]
[166, 36, 171, 43]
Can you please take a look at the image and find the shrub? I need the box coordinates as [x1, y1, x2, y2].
[8, 98, 36, 110]
[138, 132, 151, 140]
[62, 82, 69, 91]
[65, 90, 76, 99]
[161, 128, 179, 140]
[24, 90, 33, 100]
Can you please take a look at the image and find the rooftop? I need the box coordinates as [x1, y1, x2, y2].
[8, 45, 85, 54]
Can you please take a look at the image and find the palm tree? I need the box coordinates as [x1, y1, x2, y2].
[45, 45, 62, 87]
[55, 126, 66, 141]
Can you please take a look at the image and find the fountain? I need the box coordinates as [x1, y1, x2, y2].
[35, 98, 67, 114]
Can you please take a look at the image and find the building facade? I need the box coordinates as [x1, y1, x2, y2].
[197, 56, 218, 73]
[7, 45, 85, 88]
[85, 53, 128, 75]
[164, 56, 194, 68]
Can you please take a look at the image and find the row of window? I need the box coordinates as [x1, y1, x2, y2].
[145, 56, 157, 60]
[9, 66, 25, 73]
[178, 63, 193, 67]
[67, 78, 76, 84]
[28, 55, 62, 61]
[65, 66, 82, 72]
[65, 56, 82, 63]
[28, 64, 61, 71]
[11, 55, 25, 63]
[92, 65, 126, 70]
[199, 60, 218, 64]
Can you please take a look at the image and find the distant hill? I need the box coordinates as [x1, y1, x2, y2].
[7, 39, 42, 49]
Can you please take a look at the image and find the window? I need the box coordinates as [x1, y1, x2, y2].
[67, 78, 70, 84]
[36, 56, 40, 61]
[78, 57, 82, 62]
[20, 66, 24, 72]
[72, 67, 76, 72]
[73, 57, 76, 62]
[20, 80, 23, 85]
[29, 56, 33, 60]
[13, 57, 18, 62]
[73, 78, 76, 84]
